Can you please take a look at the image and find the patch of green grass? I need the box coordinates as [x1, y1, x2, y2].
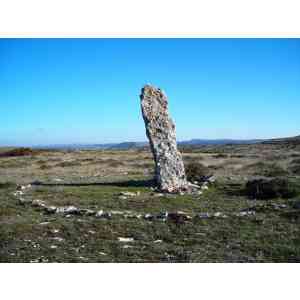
[1, 146, 300, 262]
[23, 179, 296, 215]
[0, 182, 16, 189]
[1, 183, 300, 262]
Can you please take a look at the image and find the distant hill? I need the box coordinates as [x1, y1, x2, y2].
[16, 135, 300, 150]
[33, 138, 264, 150]
[108, 142, 148, 150]
[262, 135, 300, 145]
[32, 142, 148, 150]
[178, 139, 263, 146]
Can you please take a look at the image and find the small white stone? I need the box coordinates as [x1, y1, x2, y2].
[153, 240, 163, 243]
[154, 193, 164, 197]
[213, 212, 222, 217]
[95, 210, 104, 217]
[32, 199, 46, 207]
[46, 206, 57, 213]
[56, 206, 78, 214]
[19, 197, 27, 204]
[111, 210, 125, 215]
[15, 191, 24, 196]
[78, 256, 88, 260]
[51, 237, 64, 242]
[95, 210, 111, 219]
[144, 213, 154, 220]
[119, 191, 137, 197]
[118, 237, 134, 242]
[39, 222, 50, 225]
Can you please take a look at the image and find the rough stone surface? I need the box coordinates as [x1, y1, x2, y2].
[140, 85, 189, 193]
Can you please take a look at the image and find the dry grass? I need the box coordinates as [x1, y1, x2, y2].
[1, 143, 300, 262]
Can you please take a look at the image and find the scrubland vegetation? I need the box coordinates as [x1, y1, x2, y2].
[0, 142, 300, 262]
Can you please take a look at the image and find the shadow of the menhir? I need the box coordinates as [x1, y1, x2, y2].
[31, 178, 156, 188]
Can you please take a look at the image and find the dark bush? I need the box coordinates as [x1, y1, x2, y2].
[185, 162, 212, 183]
[56, 161, 80, 168]
[0, 182, 16, 189]
[213, 153, 228, 159]
[288, 159, 300, 175]
[39, 164, 52, 170]
[230, 154, 245, 158]
[290, 158, 300, 165]
[245, 178, 299, 200]
[290, 165, 300, 175]
[0, 147, 36, 157]
[264, 164, 289, 177]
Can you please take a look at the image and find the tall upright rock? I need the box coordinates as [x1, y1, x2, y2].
[140, 85, 189, 193]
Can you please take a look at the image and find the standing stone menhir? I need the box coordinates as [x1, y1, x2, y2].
[140, 85, 189, 193]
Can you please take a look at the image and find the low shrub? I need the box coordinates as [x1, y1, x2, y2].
[213, 154, 228, 159]
[245, 178, 299, 200]
[56, 161, 80, 168]
[230, 154, 245, 158]
[39, 164, 52, 170]
[185, 162, 212, 183]
[288, 159, 300, 175]
[290, 165, 300, 175]
[0, 147, 36, 157]
[0, 182, 16, 189]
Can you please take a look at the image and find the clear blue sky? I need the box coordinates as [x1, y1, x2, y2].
[1, 38, 299, 146]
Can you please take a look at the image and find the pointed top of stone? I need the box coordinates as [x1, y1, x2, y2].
[141, 84, 166, 96]
[140, 85, 168, 116]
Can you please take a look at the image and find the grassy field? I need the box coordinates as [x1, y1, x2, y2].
[1, 144, 300, 262]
